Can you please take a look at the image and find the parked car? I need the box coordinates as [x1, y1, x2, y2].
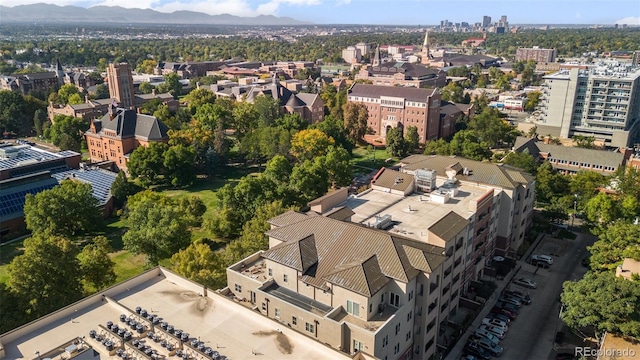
[495, 301, 519, 313]
[473, 337, 504, 356]
[463, 345, 491, 360]
[460, 355, 481, 360]
[498, 296, 521, 308]
[503, 290, 531, 304]
[502, 293, 529, 305]
[491, 307, 516, 320]
[473, 328, 500, 345]
[483, 317, 509, 330]
[479, 324, 506, 339]
[531, 254, 554, 265]
[464, 341, 493, 360]
[513, 277, 538, 289]
[487, 312, 511, 324]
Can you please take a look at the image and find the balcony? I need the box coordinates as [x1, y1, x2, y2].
[330, 303, 398, 332]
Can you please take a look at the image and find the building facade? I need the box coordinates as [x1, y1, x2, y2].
[342, 46, 362, 64]
[355, 62, 447, 89]
[347, 84, 448, 143]
[106, 63, 136, 110]
[539, 64, 640, 147]
[515, 47, 557, 63]
[85, 108, 169, 170]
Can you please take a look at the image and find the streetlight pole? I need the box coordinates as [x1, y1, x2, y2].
[571, 194, 577, 228]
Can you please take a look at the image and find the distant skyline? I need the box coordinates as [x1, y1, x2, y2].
[2, 0, 639, 25]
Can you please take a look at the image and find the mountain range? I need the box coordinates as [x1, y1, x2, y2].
[0, 3, 310, 26]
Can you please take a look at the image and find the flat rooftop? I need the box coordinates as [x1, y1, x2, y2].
[347, 178, 490, 243]
[0, 145, 78, 171]
[0, 268, 348, 360]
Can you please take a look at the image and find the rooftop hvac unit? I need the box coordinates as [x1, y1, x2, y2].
[415, 169, 437, 192]
[371, 214, 393, 230]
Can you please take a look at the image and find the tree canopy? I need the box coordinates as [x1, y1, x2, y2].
[24, 180, 101, 237]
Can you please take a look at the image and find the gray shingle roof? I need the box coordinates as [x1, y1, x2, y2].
[428, 211, 468, 241]
[401, 155, 534, 189]
[264, 216, 446, 297]
[371, 167, 414, 192]
[369, 61, 442, 80]
[348, 84, 437, 102]
[94, 108, 168, 141]
[514, 136, 624, 169]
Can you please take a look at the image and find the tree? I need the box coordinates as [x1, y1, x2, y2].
[524, 91, 542, 112]
[24, 180, 101, 237]
[178, 196, 207, 227]
[405, 126, 420, 152]
[0, 90, 33, 136]
[386, 127, 407, 157]
[136, 59, 157, 74]
[588, 221, 640, 271]
[569, 170, 606, 205]
[33, 109, 47, 137]
[290, 128, 335, 160]
[535, 161, 570, 204]
[171, 242, 225, 289]
[49, 115, 89, 151]
[503, 152, 538, 174]
[55, 84, 82, 105]
[139, 82, 155, 95]
[311, 115, 354, 154]
[93, 83, 109, 99]
[561, 271, 640, 339]
[7, 235, 83, 318]
[323, 146, 353, 188]
[78, 236, 116, 291]
[289, 159, 330, 204]
[253, 95, 283, 127]
[441, 82, 464, 103]
[276, 113, 307, 132]
[342, 102, 369, 143]
[163, 144, 196, 187]
[123, 191, 192, 265]
[449, 130, 492, 161]
[232, 101, 260, 140]
[111, 170, 141, 206]
[127, 142, 169, 187]
[585, 192, 619, 225]
[157, 72, 181, 99]
[467, 107, 513, 148]
[185, 87, 217, 113]
[424, 138, 453, 156]
[573, 135, 596, 149]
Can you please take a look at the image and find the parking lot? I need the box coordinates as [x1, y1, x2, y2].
[451, 232, 594, 360]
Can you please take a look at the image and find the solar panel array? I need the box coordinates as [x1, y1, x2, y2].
[51, 169, 118, 204]
[0, 180, 58, 219]
[0, 146, 63, 170]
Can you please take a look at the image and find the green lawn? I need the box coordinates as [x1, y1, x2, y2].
[351, 145, 398, 171]
[0, 239, 27, 284]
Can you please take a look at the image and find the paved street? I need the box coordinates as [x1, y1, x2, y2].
[499, 232, 594, 359]
[446, 231, 595, 360]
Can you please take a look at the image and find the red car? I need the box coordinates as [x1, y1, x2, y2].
[491, 307, 516, 319]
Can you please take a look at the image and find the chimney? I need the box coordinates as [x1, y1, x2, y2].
[137, 107, 141, 114]
[543, 136, 550, 144]
[152, 89, 156, 96]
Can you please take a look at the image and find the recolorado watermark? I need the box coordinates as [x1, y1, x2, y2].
[575, 346, 637, 357]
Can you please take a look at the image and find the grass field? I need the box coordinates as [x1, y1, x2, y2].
[351, 145, 398, 171]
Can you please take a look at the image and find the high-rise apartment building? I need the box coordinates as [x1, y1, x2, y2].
[539, 63, 640, 147]
[482, 15, 491, 27]
[106, 62, 135, 109]
[516, 47, 557, 63]
[341, 46, 362, 64]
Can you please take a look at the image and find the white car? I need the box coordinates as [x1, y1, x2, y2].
[473, 328, 500, 345]
[513, 277, 538, 289]
[479, 324, 506, 339]
[531, 254, 553, 265]
[483, 317, 509, 330]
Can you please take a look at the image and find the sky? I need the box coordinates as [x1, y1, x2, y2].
[2, 0, 640, 25]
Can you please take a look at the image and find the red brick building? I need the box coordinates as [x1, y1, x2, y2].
[85, 108, 168, 170]
[347, 84, 454, 143]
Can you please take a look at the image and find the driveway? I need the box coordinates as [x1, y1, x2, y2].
[498, 232, 594, 359]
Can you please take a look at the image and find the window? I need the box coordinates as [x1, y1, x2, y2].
[407, 311, 412, 322]
[292, 316, 297, 325]
[305, 322, 314, 333]
[405, 332, 411, 341]
[394, 343, 400, 355]
[408, 291, 413, 301]
[275, 308, 280, 318]
[389, 292, 400, 307]
[262, 303, 267, 311]
[283, 274, 288, 283]
[395, 323, 401, 335]
[268, 268, 273, 276]
[234, 284, 242, 292]
[369, 304, 373, 313]
[353, 340, 364, 352]
[347, 300, 360, 316]
[382, 335, 388, 348]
